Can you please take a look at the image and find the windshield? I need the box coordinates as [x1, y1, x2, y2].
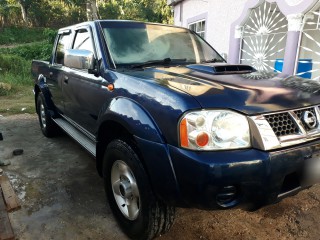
[100, 21, 225, 67]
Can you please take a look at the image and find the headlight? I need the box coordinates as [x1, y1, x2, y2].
[179, 110, 251, 150]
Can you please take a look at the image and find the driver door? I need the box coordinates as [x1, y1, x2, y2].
[62, 27, 108, 134]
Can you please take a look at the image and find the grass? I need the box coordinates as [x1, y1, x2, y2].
[0, 86, 35, 115]
[0, 27, 56, 115]
[0, 27, 47, 45]
[0, 70, 35, 116]
[0, 42, 52, 60]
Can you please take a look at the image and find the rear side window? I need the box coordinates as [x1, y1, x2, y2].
[73, 29, 94, 53]
[54, 33, 72, 65]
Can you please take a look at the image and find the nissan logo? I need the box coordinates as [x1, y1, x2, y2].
[303, 111, 317, 129]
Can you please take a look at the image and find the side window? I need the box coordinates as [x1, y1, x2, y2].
[188, 20, 206, 39]
[54, 33, 72, 65]
[73, 29, 94, 53]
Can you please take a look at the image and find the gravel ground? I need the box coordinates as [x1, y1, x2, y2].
[1, 114, 320, 240]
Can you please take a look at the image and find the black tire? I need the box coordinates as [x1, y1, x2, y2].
[103, 139, 175, 240]
[36, 92, 57, 138]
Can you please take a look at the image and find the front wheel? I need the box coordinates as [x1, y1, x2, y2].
[103, 139, 175, 240]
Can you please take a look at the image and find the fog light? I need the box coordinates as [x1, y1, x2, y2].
[216, 185, 239, 208]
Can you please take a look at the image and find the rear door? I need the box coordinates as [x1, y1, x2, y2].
[62, 26, 109, 134]
[47, 31, 73, 113]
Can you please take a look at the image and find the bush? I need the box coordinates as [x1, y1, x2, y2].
[0, 27, 45, 45]
[0, 71, 31, 96]
[0, 54, 29, 73]
[0, 54, 30, 85]
[0, 43, 52, 61]
[0, 27, 56, 61]
[0, 82, 12, 96]
[0, 27, 49, 99]
[43, 28, 57, 44]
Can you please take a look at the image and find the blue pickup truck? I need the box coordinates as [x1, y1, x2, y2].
[32, 20, 320, 240]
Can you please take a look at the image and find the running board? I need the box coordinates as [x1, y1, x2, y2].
[53, 118, 96, 157]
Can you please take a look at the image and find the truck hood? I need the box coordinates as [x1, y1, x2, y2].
[122, 63, 320, 115]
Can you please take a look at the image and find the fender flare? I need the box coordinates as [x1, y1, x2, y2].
[97, 97, 164, 143]
[34, 74, 56, 116]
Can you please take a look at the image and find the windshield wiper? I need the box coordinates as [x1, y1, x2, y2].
[130, 58, 187, 69]
[201, 58, 225, 63]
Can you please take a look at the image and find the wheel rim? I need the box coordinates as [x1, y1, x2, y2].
[111, 160, 140, 220]
[40, 103, 47, 129]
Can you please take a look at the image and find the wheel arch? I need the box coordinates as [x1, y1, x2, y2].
[95, 98, 181, 205]
[34, 74, 56, 117]
[96, 119, 138, 176]
[95, 99, 163, 177]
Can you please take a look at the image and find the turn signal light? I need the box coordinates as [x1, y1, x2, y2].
[196, 132, 209, 147]
[107, 83, 114, 91]
[180, 118, 189, 147]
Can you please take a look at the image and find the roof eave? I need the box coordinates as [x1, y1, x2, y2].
[167, 0, 184, 6]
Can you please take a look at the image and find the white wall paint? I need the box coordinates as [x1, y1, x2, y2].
[173, 0, 247, 54]
[285, 0, 304, 6]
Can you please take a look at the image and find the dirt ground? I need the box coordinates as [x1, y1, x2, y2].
[1, 114, 320, 240]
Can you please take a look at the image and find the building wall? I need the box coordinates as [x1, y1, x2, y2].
[173, 0, 247, 55]
[228, 0, 319, 75]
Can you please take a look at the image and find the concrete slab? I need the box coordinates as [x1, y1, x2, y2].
[1, 114, 320, 240]
[0, 114, 128, 240]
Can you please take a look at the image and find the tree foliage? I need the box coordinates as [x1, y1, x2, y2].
[98, 0, 172, 24]
[0, 0, 173, 28]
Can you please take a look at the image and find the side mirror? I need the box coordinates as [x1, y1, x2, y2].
[64, 49, 95, 71]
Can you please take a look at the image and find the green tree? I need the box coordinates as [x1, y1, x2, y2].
[0, 0, 173, 28]
[0, 0, 20, 27]
[0, 0, 8, 27]
[86, 0, 99, 20]
[16, 0, 32, 26]
[98, 0, 172, 23]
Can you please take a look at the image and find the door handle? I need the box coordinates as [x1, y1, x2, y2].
[64, 76, 69, 84]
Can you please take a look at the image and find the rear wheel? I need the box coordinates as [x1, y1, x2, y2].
[103, 139, 175, 240]
[36, 93, 57, 137]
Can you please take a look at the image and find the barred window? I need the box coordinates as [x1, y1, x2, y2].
[188, 20, 206, 39]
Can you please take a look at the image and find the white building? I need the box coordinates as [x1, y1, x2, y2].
[168, 0, 320, 79]
[168, 0, 247, 55]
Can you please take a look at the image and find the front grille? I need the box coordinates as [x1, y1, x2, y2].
[264, 112, 299, 137]
[250, 105, 320, 150]
[294, 107, 317, 131]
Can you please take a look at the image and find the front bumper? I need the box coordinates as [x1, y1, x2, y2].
[168, 140, 320, 210]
